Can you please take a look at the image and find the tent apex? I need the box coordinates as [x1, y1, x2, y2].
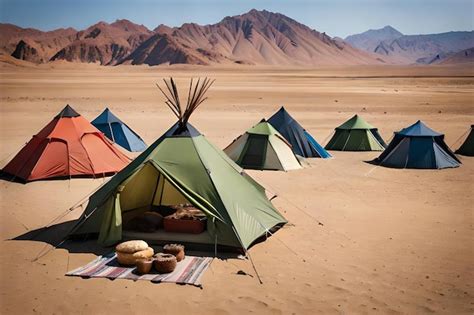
[56, 104, 80, 118]
[267, 106, 332, 158]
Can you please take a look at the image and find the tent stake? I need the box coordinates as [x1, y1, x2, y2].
[246, 250, 263, 285]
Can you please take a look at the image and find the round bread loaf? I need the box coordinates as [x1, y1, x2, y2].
[115, 240, 148, 254]
[116, 247, 154, 266]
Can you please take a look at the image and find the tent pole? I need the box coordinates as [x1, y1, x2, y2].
[108, 123, 115, 143]
[151, 172, 161, 206]
[214, 233, 218, 258]
[67, 142, 71, 190]
[158, 177, 165, 205]
[341, 130, 352, 151]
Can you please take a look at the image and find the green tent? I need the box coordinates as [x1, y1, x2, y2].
[224, 120, 303, 171]
[67, 79, 286, 252]
[325, 115, 386, 151]
[455, 125, 474, 156]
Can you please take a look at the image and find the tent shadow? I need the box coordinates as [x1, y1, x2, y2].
[0, 172, 28, 184]
[10, 220, 109, 256]
[364, 159, 380, 166]
[0, 172, 115, 184]
[10, 220, 242, 260]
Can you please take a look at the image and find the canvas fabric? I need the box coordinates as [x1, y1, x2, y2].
[92, 108, 147, 152]
[455, 126, 474, 156]
[325, 129, 385, 151]
[224, 121, 303, 171]
[267, 107, 331, 158]
[2, 107, 129, 181]
[374, 121, 461, 169]
[69, 123, 287, 250]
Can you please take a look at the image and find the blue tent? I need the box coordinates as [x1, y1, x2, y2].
[92, 108, 147, 152]
[267, 107, 331, 158]
[373, 120, 460, 169]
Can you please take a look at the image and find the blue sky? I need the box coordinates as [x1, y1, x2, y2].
[0, 0, 472, 38]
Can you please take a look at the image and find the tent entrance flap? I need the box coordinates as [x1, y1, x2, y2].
[118, 161, 223, 223]
[120, 162, 190, 213]
[239, 134, 268, 169]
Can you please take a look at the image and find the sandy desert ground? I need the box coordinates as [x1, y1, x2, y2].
[0, 62, 473, 314]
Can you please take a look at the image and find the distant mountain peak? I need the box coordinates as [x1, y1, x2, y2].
[382, 25, 400, 32]
[154, 24, 172, 34]
[111, 19, 151, 33]
[112, 19, 134, 25]
[345, 25, 404, 53]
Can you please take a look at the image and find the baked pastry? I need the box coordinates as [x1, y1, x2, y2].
[116, 247, 154, 266]
[153, 253, 177, 273]
[115, 240, 154, 266]
[115, 240, 148, 253]
[163, 244, 185, 262]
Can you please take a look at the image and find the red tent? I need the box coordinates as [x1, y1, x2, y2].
[2, 105, 130, 182]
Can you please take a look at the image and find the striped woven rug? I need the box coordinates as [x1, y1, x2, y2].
[66, 252, 213, 287]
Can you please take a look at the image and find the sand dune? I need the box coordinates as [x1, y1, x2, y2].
[0, 63, 473, 314]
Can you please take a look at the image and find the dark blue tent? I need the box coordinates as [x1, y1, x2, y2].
[92, 108, 147, 152]
[373, 120, 460, 169]
[455, 125, 474, 156]
[267, 107, 331, 158]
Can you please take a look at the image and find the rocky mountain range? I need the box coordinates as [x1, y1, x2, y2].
[2, 10, 472, 66]
[345, 26, 474, 64]
[0, 9, 384, 66]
